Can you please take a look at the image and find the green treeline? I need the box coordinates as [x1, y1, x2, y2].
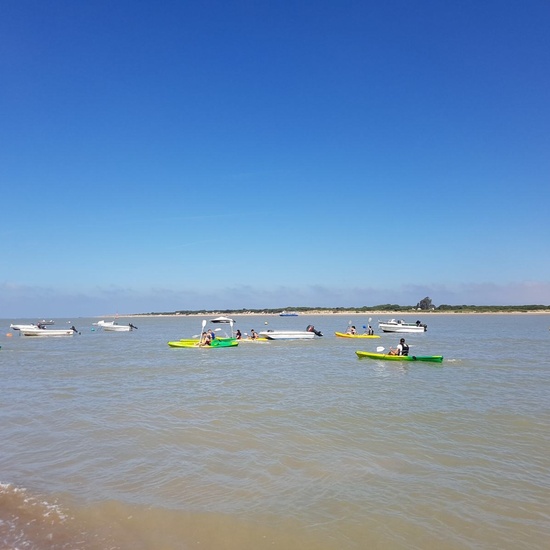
[142, 304, 550, 316]
[435, 304, 549, 313]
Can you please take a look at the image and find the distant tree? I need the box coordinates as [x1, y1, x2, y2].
[417, 297, 433, 310]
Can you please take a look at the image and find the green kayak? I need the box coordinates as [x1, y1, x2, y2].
[356, 351, 443, 363]
[168, 338, 238, 348]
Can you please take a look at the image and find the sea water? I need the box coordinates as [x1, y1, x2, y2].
[1, 314, 549, 549]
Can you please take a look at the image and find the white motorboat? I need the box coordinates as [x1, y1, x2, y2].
[259, 330, 315, 340]
[378, 319, 427, 333]
[10, 323, 39, 331]
[103, 325, 131, 332]
[96, 320, 137, 332]
[94, 320, 115, 327]
[10, 320, 55, 331]
[259, 325, 323, 340]
[102, 323, 137, 332]
[21, 326, 78, 337]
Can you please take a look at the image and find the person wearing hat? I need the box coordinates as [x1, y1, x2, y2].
[389, 337, 409, 356]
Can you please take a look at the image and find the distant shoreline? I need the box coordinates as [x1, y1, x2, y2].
[112, 310, 550, 319]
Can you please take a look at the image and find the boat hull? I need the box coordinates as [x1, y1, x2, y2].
[103, 325, 132, 332]
[10, 324, 39, 331]
[21, 328, 75, 337]
[356, 351, 443, 363]
[259, 331, 315, 340]
[334, 332, 380, 339]
[378, 321, 427, 333]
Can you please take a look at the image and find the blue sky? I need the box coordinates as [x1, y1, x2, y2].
[1, 0, 549, 317]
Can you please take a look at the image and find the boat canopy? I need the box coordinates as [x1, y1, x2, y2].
[210, 316, 235, 323]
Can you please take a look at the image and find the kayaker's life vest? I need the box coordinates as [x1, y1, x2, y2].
[400, 343, 409, 356]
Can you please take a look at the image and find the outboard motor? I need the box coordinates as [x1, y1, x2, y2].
[306, 325, 323, 337]
[416, 320, 428, 331]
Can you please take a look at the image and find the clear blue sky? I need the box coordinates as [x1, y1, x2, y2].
[2, 0, 549, 317]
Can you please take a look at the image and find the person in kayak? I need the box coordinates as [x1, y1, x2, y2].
[199, 331, 212, 346]
[235, 329, 242, 340]
[389, 338, 409, 356]
[250, 329, 259, 340]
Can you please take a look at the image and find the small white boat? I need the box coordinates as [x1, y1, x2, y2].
[96, 320, 137, 332]
[378, 319, 427, 333]
[102, 323, 137, 332]
[259, 330, 315, 340]
[103, 325, 131, 332]
[10, 320, 55, 331]
[94, 320, 115, 327]
[21, 327, 78, 337]
[259, 325, 323, 340]
[10, 323, 39, 331]
[279, 311, 299, 316]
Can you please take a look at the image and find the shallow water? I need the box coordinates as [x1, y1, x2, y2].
[1, 314, 550, 549]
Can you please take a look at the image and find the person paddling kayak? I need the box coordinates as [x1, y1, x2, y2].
[389, 338, 409, 356]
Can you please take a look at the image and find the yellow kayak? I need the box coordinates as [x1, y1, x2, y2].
[356, 350, 443, 363]
[168, 338, 238, 348]
[335, 332, 380, 339]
